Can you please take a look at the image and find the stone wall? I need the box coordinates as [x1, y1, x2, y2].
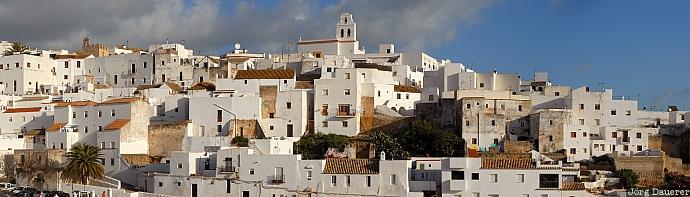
[259, 86, 277, 119]
[148, 123, 187, 157]
[504, 140, 532, 154]
[359, 96, 374, 133]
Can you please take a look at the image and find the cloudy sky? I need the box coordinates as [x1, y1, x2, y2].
[0, 0, 688, 109]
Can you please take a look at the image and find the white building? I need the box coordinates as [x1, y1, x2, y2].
[0, 54, 57, 95]
[54, 54, 93, 93]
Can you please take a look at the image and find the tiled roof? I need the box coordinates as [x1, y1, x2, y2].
[561, 182, 585, 190]
[323, 159, 379, 174]
[136, 84, 162, 91]
[24, 130, 45, 136]
[104, 119, 130, 130]
[354, 63, 392, 71]
[121, 154, 153, 165]
[188, 82, 216, 91]
[295, 81, 314, 89]
[4, 107, 42, 113]
[228, 57, 251, 63]
[394, 85, 421, 93]
[54, 54, 92, 59]
[16, 96, 49, 102]
[163, 82, 183, 92]
[46, 123, 66, 132]
[53, 101, 98, 107]
[99, 97, 141, 105]
[234, 69, 295, 79]
[481, 158, 536, 169]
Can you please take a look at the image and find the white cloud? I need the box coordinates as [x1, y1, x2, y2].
[0, 0, 495, 54]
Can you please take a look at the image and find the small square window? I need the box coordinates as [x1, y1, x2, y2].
[636, 133, 642, 138]
[286, 102, 292, 109]
[344, 89, 350, 95]
[342, 121, 348, 127]
[471, 173, 479, 180]
[516, 174, 525, 183]
[489, 174, 498, 183]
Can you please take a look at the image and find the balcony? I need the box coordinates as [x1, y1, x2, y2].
[218, 166, 235, 173]
[336, 110, 356, 117]
[271, 175, 285, 184]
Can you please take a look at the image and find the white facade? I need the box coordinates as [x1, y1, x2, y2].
[0, 54, 57, 95]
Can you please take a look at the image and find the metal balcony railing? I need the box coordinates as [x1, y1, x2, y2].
[271, 175, 285, 184]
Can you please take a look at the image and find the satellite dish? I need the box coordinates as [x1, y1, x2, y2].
[234, 43, 241, 50]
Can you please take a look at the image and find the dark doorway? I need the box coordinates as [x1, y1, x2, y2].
[287, 124, 294, 137]
[191, 184, 198, 197]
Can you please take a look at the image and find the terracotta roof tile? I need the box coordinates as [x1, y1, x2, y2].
[46, 123, 66, 132]
[481, 158, 536, 169]
[323, 158, 379, 174]
[24, 130, 45, 136]
[16, 96, 49, 102]
[394, 85, 421, 93]
[234, 69, 295, 79]
[136, 84, 162, 91]
[188, 82, 215, 91]
[3, 107, 42, 113]
[561, 182, 585, 190]
[54, 54, 92, 59]
[121, 154, 153, 165]
[295, 81, 314, 89]
[53, 101, 98, 107]
[228, 57, 251, 63]
[104, 119, 130, 130]
[163, 82, 183, 92]
[99, 97, 141, 105]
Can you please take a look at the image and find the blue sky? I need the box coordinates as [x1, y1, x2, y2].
[0, 0, 687, 109]
[430, 0, 690, 110]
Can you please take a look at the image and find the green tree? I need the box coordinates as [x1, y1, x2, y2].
[231, 136, 249, 147]
[62, 144, 104, 184]
[617, 169, 639, 188]
[368, 131, 410, 160]
[296, 133, 348, 159]
[3, 41, 29, 56]
[398, 119, 463, 157]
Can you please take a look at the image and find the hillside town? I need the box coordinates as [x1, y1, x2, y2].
[0, 13, 689, 197]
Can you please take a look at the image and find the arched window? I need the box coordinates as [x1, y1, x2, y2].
[340, 29, 344, 38]
[347, 29, 351, 37]
[344, 17, 348, 24]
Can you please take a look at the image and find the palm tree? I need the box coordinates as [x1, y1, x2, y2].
[62, 144, 104, 185]
[3, 41, 29, 55]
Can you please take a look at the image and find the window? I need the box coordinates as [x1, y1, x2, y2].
[451, 171, 464, 180]
[321, 104, 328, 116]
[595, 119, 600, 126]
[64, 62, 69, 68]
[397, 93, 401, 99]
[539, 174, 559, 188]
[101, 142, 105, 149]
[549, 135, 553, 142]
[465, 120, 470, 126]
[110, 158, 114, 165]
[217, 125, 222, 133]
[344, 73, 351, 79]
[488, 195, 499, 197]
[555, 92, 560, 96]
[98, 110, 102, 117]
[595, 104, 601, 110]
[377, 91, 381, 97]
[428, 95, 434, 101]
[269, 126, 274, 130]
[518, 105, 523, 111]
[366, 176, 371, 187]
[158, 182, 162, 187]
[516, 174, 525, 183]
[479, 83, 484, 88]
[286, 102, 292, 109]
[390, 174, 396, 185]
[131, 64, 136, 73]
[489, 174, 498, 183]
[72, 112, 76, 118]
[406, 94, 409, 99]
[178, 163, 182, 168]
[491, 120, 496, 126]
[579, 119, 585, 125]
[84, 111, 88, 118]
[110, 142, 115, 149]
[331, 176, 337, 186]
[471, 173, 479, 180]
[63, 75, 68, 79]
[637, 146, 643, 151]
[322, 89, 329, 96]
[98, 126, 102, 131]
[249, 168, 255, 175]
[283, 80, 288, 84]
[84, 126, 88, 133]
[322, 121, 328, 127]
[625, 110, 631, 116]
[583, 132, 587, 137]
[269, 113, 275, 118]
[111, 110, 116, 117]
[217, 110, 223, 122]
[579, 104, 584, 109]
[612, 132, 618, 138]
[471, 138, 477, 145]
[611, 110, 617, 115]
[636, 133, 642, 138]
[346, 175, 351, 187]
[570, 132, 577, 138]
[623, 145, 629, 151]
[549, 120, 553, 125]
[344, 89, 351, 95]
[342, 121, 348, 127]
[569, 148, 576, 154]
